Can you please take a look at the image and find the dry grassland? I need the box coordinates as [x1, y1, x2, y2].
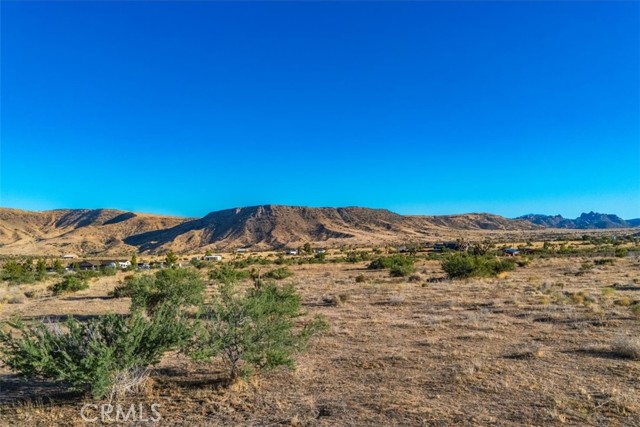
[0, 255, 639, 426]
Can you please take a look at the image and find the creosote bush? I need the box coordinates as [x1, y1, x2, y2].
[189, 281, 327, 380]
[0, 303, 192, 399]
[441, 254, 516, 279]
[50, 276, 89, 296]
[112, 268, 205, 314]
[209, 264, 251, 284]
[263, 266, 294, 280]
[368, 255, 416, 277]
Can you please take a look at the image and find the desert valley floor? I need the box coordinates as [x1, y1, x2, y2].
[0, 253, 639, 426]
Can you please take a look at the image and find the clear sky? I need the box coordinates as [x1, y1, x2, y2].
[1, 1, 638, 219]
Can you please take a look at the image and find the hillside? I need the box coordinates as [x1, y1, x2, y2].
[0, 205, 541, 255]
[0, 208, 189, 255]
[518, 212, 640, 229]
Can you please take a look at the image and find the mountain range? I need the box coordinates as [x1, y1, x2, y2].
[0, 206, 637, 255]
[517, 212, 640, 229]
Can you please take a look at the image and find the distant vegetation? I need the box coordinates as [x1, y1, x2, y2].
[263, 266, 294, 280]
[368, 255, 416, 277]
[441, 254, 516, 279]
[50, 275, 90, 295]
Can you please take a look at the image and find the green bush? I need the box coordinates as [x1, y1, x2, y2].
[346, 251, 372, 263]
[0, 304, 192, 399]
[50, 276, 89, 296]
[190, 282, 327, 380]
[615, 248, 628, 258]
[263, 267, 293, 280]
[390, 264, 417, 277]
[441, 254, 515, 279]
[113, 269, 205, 314]
[1, 260, 39, 284]
[368, 255, 416, 277]
[209, 264, 251, 284]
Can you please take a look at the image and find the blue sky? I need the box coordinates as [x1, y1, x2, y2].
[1, 1, 638, 218]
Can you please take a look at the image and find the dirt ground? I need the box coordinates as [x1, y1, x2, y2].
[0, 255, 639, 426]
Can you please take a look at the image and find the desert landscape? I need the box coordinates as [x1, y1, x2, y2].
[2, 1, 638, 426]
[0, 213, 638, 426]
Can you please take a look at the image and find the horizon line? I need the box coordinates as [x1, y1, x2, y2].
[0, 203, 636, 221]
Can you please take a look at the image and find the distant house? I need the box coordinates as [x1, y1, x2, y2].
[503, 248, 520, 257]
[203, 255, 223, 261]
[235, 248, 249, 253]
[286, 249, 299, 256]
[77, 260, 101, 271]
[62, 253, 78, 259]
[314, 248, 326, 255]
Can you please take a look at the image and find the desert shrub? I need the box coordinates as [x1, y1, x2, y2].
[114, 269, 205, 314]
[263, 267, 293, 280]
[611, 336, 640, 360]
[368, 255, 416, 277]
[355, 274, 366, 283]
[101, 267, 117, 276]
[1, 260, 38, 284]
[6, 295, 26, 304]
[50, 276, 89, 296]
[408, 274, 422, 282]
[631, 303, 640, 317]
[368, 255, 414, 270]
[190, 282, 327, 380]
[346, 251, 372, 263]
[614, 248, 628, 258]
[209, 264, 251, 284]
[441, 254, 515, 279]
[233, 257, 271, 268]
[390, 264, 417, 277]
[0, 304, 192, 399]
[75, 270, 101, 281]
[190, 259, 208, 269]
[112, 274, 153, 298]
[594, 258, 616, 266]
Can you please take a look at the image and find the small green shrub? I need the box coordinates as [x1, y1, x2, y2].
[390, 264, 417, 277]
[368, 255, 416, 277]
[114, 269, 205, 314]
[441, 254, 515, 279]
[615, 248, 628, 258]
[1, 260, 38, 284]
[209, 264, 251, 284]
[50, 276, 89, 295]
[346, 251, 372, 263]
[263, 267, 293, 280]
[0, 304, 192, 399]
[190, 282, 327, 380]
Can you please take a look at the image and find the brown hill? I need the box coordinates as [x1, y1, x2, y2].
[123, 205, 539, 253]
[0, 205, 540, 255]
[0, 208, 189, 256]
